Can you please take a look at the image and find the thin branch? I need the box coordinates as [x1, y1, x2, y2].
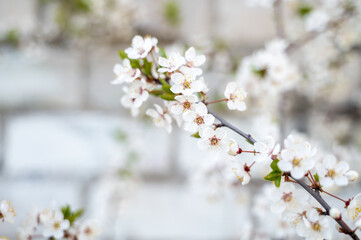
[205, 98, 228, 105]
[207, 108, 257, 144]
[286, 10, 353, 54]
[292, 177, 359, 240]
[321, 189, 347, 203]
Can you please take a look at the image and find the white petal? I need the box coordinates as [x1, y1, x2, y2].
[278, 160, 292, 172]
[291, 167, 305, 179]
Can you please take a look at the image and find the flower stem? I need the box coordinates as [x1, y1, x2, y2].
[321, 189, 347, 203]
[205, 98, 228, 105]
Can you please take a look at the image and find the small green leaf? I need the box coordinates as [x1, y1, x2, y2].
[314, 173, 320, 183]
[274, 177, 281, 187]
[130, 59, 141, 69]
[159, 47, 167, 58]
[191, 132, 200, 138]
[270, 158, 281, 172]
[143, 58, 153, 78]
[264, 170, 282, 181]
[160, 93, 175, 101]
[149, 89, 165, 96]
[118, 50, 127, 59]
[61, 205, 84, 225]
[297, 4, 313, 18]
[159, 78, 169, 86]
[162, 84, 173, 94]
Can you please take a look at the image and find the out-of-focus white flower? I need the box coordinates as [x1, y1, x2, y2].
[0, 201, 16, 223]
[170, 66, 204, 95]
[197, 127, 229, 152]
[125, 35, 157, 59]
[232, 163, 251, 185]
[270, 182, 308, 214]
[77, 220, 101, 240]
[346, 171, 358, 182]
[146, 104, 172, 133]
[298, 208, 331, 240]
[121, 79, 151, 116]
[158, 52, 185, 73]
[316, 154, 351, 188]
[305, 10, 330, 32]
[183, 102, 215, 132]
[224, 82, 247, 111]
[254, 136, 280, 162]
[356, 218, 361, 230]
[170, 94, 198, 115]
[227, 139, 239, 156]
[329, 207, 341, 220]
[346, 193, 361, 221]
[42, 210, 70, 239]
[185, 47, 206, 75]
[278, 134, 317, 179]
[198, 77, 209, 93]
[112, 59, 141, 84]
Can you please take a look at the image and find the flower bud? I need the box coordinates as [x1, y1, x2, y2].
[346, 171, 358, 182]
[329, 207, 341, 220]
[227, 139, 239, 156]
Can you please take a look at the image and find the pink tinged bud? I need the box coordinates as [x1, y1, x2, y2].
[346, 171, 358, 182]
[330, 208, 341, 220]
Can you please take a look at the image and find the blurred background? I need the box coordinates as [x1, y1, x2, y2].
[0, 0, 361, 239]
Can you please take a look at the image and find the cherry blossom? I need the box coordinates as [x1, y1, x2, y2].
[316, 154, 351, 188]
[125, 35, 156, 59]
[0, 200, 16, 223]
[298, 208, 331, 240]
[346, 193, 361, 221]
[170, 66, 204, 95]
[224, 82, 248, 111]
[197, 127, 229, 152]
[170, 94, 198, 116]
[42, 210, 70, 239]
[146, 104, 172, 133]
[158, 52, 185, 73]
[183, 102, 215, 132]
[112, 59, 141, 84]
[254, 136, 280, 162]
[77, 220, 101, 240]
[184, 47, 206, 75]
[121, 79, 151, 116]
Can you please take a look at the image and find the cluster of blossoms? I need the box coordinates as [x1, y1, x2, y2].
[18, 205, 100, 240]
[113, 35, 361, 239]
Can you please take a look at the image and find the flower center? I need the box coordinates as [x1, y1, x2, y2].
[195, 116, 204, 125]
[327, 169, 336, 178]
[183, 101, 191, 110]
[53, 222, 61, 229]
[209, 136, 219, 146]
[282, 192, 293, 202]
[183, 80, 191, 89]
[312, 222, 321, 231]
[85, 227, 92, 235]
[292, 157, 302, 167]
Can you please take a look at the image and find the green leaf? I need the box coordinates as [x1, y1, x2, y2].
[149, 89, 165, 96]
[143, 58, 153, 78]
[264, 170, 282, 181]
[297, 4, 313, 18]
[159, 47, 167, 58]
[118, 50, 127, 60]
[314, 173, 320, 183]
[162, 84, 173, 94]
[274, 177, 281, 187]
[163, 0, 181, 26]
[160, 93, 175, 101]
[191, 132, 200, 138]
[251, 66, 267, 78]
[159, 78, 169, 86]
[270, 158, 281, 172]
[130, 59, 141, 69]
[61, 205, 84, 225]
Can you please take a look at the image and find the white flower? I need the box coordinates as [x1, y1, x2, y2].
[305, 10, 330, 32]
[77, 220, 101, 240]
[170, 66, 204, 95]
[232, 163, 251, 185]
[346, 193, 361, 221]
[278, 134, 317, 179]
[0, 201, 16, 223]
[227, 139, 239, 156]
[125, 35, 157, 59]
[254, 136, 280, 162]
[346, 171, 358, 182]
[316, 154, 350, 188]
[146, 104, 172, 133]
[224, 82, 247, 111]
[42, 210, 70, 239]
[197, 127, 229, 152]
[185, 47, 206, 75]
[183, 102, 215, 132]
[121, 79, 151, 117]
[198, 77, 209, 93]
[298, 208, 331, 240]
[158, 52, 185, 73]
[270, 182, 309, 214]
[170, 94, 198, 115]
[356, 218, 361, 230]
[111, 59, 141, 84]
